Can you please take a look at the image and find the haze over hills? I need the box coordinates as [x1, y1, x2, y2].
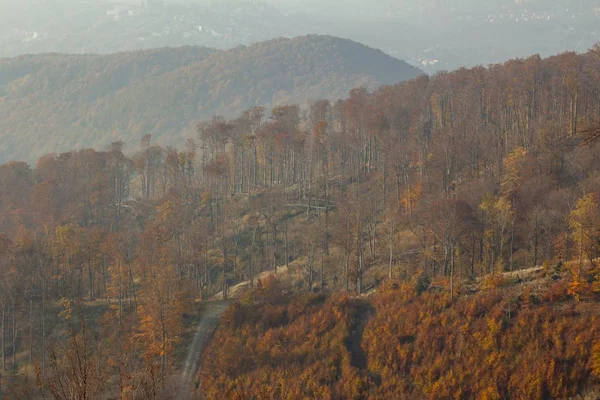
[0, 35, 422, 163]
[1, 0, 599, 72]
[0, 0, 321, 57]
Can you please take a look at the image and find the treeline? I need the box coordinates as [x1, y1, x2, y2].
[0, 45, 599, 397]
[0, 35, 421, 163]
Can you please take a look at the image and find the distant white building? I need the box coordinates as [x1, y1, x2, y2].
[106, 5, 138, 21]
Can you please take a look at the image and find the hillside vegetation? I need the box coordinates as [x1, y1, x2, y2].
[0, 35, 422, 163]
[0, 44, 599, 398]
[200, 275, 600, 399]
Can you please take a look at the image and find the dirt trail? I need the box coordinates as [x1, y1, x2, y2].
[179, 265, 293, 397]
[178, 300, 230, 400]
[213, 265, 291, 300]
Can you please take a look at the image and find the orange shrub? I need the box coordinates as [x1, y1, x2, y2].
[200, 276, 600, 399]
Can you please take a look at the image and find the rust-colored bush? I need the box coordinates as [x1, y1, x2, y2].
[200, 277, 600, 399]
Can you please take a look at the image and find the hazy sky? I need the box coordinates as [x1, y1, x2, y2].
[2, 0, 598, 72]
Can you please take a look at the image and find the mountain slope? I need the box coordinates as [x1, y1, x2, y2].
[0, 35, 422, 163]
[199, 276, 600, 399]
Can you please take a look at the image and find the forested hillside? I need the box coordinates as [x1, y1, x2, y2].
[0, 35, 422, 163]
[200, 276, 600, 399]
[0, 45, 600, 398]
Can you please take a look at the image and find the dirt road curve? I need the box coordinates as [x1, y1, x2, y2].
[179, 300, 230, 400]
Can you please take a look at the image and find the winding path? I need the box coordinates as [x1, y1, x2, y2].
[178, 266, 290, 398]
[178, 300, 230, 400]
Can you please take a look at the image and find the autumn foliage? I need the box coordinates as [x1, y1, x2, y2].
[200, 277, 600, 399]
[200, 278, 374, 399]
[1, 43, 600, 397]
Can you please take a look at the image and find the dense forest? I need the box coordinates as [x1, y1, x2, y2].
[0, 35, 422, 163]
[201, 276, 600, 399]
[0, 44, 600, 398]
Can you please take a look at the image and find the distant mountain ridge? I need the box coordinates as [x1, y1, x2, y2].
[0, 35, 423, 163]
[3, 0, 599, 74]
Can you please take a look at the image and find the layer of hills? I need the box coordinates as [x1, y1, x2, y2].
[2, 0, 600, 73]
[0, 35, 422, 163]
[1, 38, 600, 398]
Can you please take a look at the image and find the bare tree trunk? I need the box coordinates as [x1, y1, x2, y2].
[41, 280, 46, 383]
[253, 143, 258, 190]
[324, 169, 330, 255]
[306, 245, 315, 292]
[161, 319, 166, 386]
[320, 250, 325, 292]
[1, 305, 5, 371]
[272, 223, 277, 273]
[222, 244, 228, 300]
[285, 220, 289, 271]
[88, 260, 94, 301]
[127, 257, 138, 319]
[533, 229, 539, 267]
[204, 236, 209, 297]
[344, 252, 350, 292]
[263, 143, 267, 187]
[29, 298, 33, 364]
[450, 246, 455, 304]
[357, 239, 363, 295]
[578, 228, 583, 276]
[12, 309, 17, 368]
[269, 146, 274, 188]
[283, 146, 288, 195]
[509, 226, 514, 272]
[102, 256, 108, 302]
[250, 227, 257, 287]
[240, 151, 245, 194]
[389, 232, 394, 280]
[118, 259, 123, 327]
[306, 163, 312, 220]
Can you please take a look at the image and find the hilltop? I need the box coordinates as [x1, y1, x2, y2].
[0, 35, 422, 162]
